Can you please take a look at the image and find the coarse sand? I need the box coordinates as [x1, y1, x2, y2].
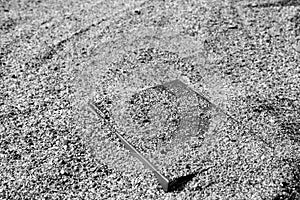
[1, 0, 300, 199]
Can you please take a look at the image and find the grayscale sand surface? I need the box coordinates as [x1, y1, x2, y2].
[1, 0, 300, 199]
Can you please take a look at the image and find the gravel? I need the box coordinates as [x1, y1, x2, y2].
[1, 0, 300, 199]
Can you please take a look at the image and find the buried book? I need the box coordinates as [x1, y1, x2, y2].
[88, 80, 235, 191]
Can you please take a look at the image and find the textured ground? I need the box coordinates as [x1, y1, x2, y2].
[1, 0, 300, 199]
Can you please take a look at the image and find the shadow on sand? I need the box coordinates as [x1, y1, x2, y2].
[246, 0, 300, 8]
[168, 172, 198, 192]
[168, 166, 215, 192]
